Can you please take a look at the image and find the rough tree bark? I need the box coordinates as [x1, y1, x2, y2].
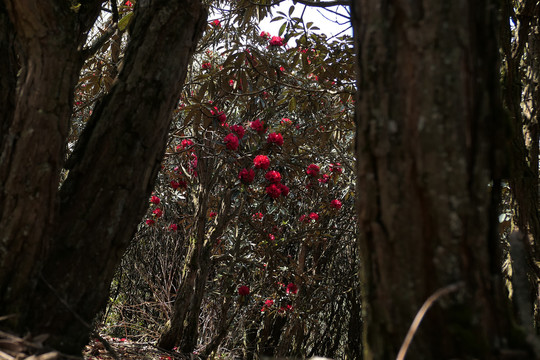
[352, 1, 527, 359]
[0, 0, 207, 354]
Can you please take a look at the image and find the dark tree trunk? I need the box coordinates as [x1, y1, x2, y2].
[0, 1, 16, 150]
[352, 0, 525, 359]
[0, 0, 89, 322]
[0, 0, 207, 354]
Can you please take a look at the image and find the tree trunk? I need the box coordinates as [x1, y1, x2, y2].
[0, 0, 207, 354]
[0, 0, 88, 322]
[352, 1, 524, 359]
[0, 1, 16, 150]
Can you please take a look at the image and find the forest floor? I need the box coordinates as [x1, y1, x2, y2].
[0, 330, 196, 360]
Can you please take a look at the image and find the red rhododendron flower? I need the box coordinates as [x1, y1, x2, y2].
[180, 139, 194, 149]
[331, 199, 342, 209]
[309, 212, 319, 221]
[250, 119, 265, 133]
[254, 155, 270, 170]
[230, 124, 245, 139]
[211, 107, 227, 124]
[209, 211, 217, 218]
[267, 132, 284, 146]
[153, 208, 163, 218]
[261, 298, 274, 312]
[281, 118, 292, 125]
[176, 139, 193, 151]
[238, 168, 255, 184]
[211, 19, 221, 27]
[169, 223, 178, 231]
[318, 174, 330, 183]
[265, 170, 281, 183]
[286, 283, 298, 295]
[299, 215, 308, 223]
[269, 36, 284, 46]
[238, 285, 250, 296]
[125, 0, 133, 6]
[146, 219, 155, 226]
[252, 212, 264, 220]
[224, 133, 239, 150]
[170, 180, 187, 189]
[306, 164, 320, 177]
[277, 183, 289, 197]
[202, 62, 212, 70]
[266, 184, 281, 199]
[268, 234, 275, 241]
[150, 195, 160, 205]
[329, 162, 343, 174]
[218, 112, 227, 124]
[260, 31, 271, 39]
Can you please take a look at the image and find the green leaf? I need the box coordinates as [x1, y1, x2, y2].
[288, 5, 295, 16]
[279, 22, 287, 37]
[288, 97, 296, 112]
[118, 12, 133, 31]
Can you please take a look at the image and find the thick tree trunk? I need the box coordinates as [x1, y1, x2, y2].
[0, 0, 207, 354]
[352, 1, 523, 359]
[0, 0, 85, 321]
[0, 1, 16, 150]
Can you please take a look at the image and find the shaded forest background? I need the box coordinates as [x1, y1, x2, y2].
[0, 0, 539, 359]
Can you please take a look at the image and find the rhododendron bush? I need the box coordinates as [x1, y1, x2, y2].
[98, 2, 358, 358]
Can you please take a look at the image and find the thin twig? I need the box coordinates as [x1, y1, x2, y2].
[396, 281, 464, 360]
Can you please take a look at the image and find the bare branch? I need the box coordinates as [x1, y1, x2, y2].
[81, 23, 117, 60]
[293, 0, 350, 8]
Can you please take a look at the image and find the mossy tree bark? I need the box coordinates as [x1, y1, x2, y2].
[352, 1, 526, 358]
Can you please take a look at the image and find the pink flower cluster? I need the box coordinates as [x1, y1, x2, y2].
[266, 183, 289, 199]
[230, 124, 245, 139]
[329, 162, 343, 174]
[211, 107, 227, 124]
[238, 285, 250, 296]
[280, 118, 292, 125]
[265, 170, 281, 183]
[254, 155, 270, 170]
[330, 199, 342, 209]
[261, 298, 274, 312]
[299, 212, 319, 223]
[224, 133, 239, 150]
[170, 179, 187, 190]
[306, 164, 320, 177]
[269, 36, 284, 46]
[286, 282, 298, 295]
[267, 132, 283, 146]
[238, 168, 255, 184]
[250, 119, 265, 133]
[181, 139, 194, 149]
